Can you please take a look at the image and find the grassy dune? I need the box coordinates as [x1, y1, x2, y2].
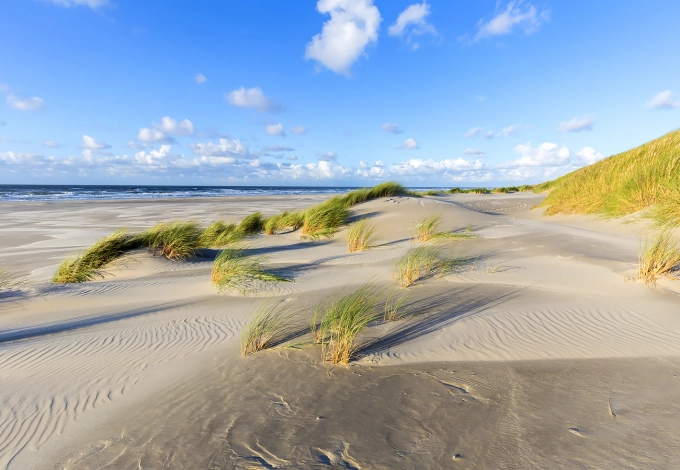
[537, 129, 680, 226]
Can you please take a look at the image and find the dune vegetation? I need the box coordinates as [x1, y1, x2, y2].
[52, 181, 417, 284]
[413, 214, 477, 243]
[393, 244, 463, 288]
[637, 230, 680, 284]
[239, 299, 296, 356]
[536, 129, 680, 226]
[211, 246, 289, 293]
[346, 219, 378, 252]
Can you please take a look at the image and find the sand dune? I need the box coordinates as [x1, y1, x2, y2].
[1, 193, 679, 468]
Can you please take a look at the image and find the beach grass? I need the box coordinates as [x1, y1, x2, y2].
[52, 229, 142, 283]
[239, 299, 296, 356]
[301, 197, 349, 239]
[142, 220, 202, 260]
[346, 219, 378, 252]
[264, 211, 305, 235]
[317, 283, 383, 364]
[434, 225, 478, 240]
[637, 230, 680, 284]
[198, 221, 241, 247]
[211, 245, 289, 293]
[538, 129, 680, 226]
[236, 212, 265, 236]
[393, 244, 464, 288]
[414, 214, 442, 243]
[384, 289, 408, 321]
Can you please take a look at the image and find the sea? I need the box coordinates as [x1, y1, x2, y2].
[0, 185, 451, 202]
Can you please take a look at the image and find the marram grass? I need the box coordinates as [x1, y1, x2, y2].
[538, 129, 680, 226]
[198, 221, 241, 247]
[142, 220, 202, 260]
[52, 229, 142, 283]
[346, 219, 378, 252]
[414, 214, 442, 243]
[239, 299, 296, 356]
[211, 245, 289, 293]
[637, 230, 680, 284]
[393, 245, 464, 288]
[316, 283, 383, 365]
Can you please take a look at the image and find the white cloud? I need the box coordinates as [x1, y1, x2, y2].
[391, 158, 487, 178]
[388, 1, 437, 49]
[225, 86, 285, 113]
[464, 127, 483, 138]
[137, 127, 174, 143]
[305, 0, 382, 75]
[288, 155, 298, 160]
[44, 0, 109, 8]
[474, 1, 549, 41]
[189, 138, 250, 158]
[381, 122, 403, 134]
[6, 95, 45, 111]
[497, 124, 519, 137]
[265, 123, 286, 136]
[558, 115, 595, 132]
[194, 73, 207, 84]
[291, 125, 307, 135]
[43, 140, 63, 148]
[501, 142, 570, 168]
[154, 116, 195, 136]
[463, 148, 485, 156]
[79, 135, 111, 158]
[398, 138, 419, 149]
[572, 146, 604, 166]
[484, 130, 495, 139]
[318, 151, 338, 161]
[264, 145, 295, 152]
[645, 90, 680, 109]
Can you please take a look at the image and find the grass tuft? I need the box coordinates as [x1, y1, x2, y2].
[211, 245, 289, 293]
[142, 221, 202, 260]
[236, 212, 265, 236]
[346, 219, 378, 252]
[198, 221, 241, 247]
[637, 230, 680, 284]
[302, 197, 349, 239]
[239, 299, 296, 356]
[384, 289, 409, 321]
[316, 283, 383, 364]
[393, 245, 464, 288]
[264, 211, 305, 235]
[52, 229, 142, 283]
[414, 214, 442, 243]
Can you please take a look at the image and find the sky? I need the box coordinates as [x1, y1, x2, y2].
[1, 0, 679, 187]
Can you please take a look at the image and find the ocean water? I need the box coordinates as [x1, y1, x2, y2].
[0, 185, 450, 202]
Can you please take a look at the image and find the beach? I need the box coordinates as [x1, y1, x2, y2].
[1, 192, 679, 469]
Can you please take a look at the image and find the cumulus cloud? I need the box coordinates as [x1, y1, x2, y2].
[474, 1, 549, 41]
[43, 140, 63, 148]
[318, 151, 337, 161]
[464, 127, 483, 138]
[572, 147, 604, 166]
[153, 116, 195, 136]
[291, 125, 307, 135]
[484, 130, 495, 140]
[265, 123, 286, 136]
[44, 0, 109, 8]
[194, 73, 207, 84]
[305, 0, 382, 75]
[189, 138, 250, 158]
[381, 122, 402, 134]
[463, 148, 485, 156]
[225, 87, 285, 113]
[398, 138, 419, 149]
[501, 142, 571, 168]
[79, 135, 111, 157]
[288, 155, 298, 160]
[6, 95, 45, 111]
[645, 90, 680, 109]
[558, 114, 595, 132]
[391, 158, 487, 178]
[388, 1, 437, 49]
[137, 127, 175, 144]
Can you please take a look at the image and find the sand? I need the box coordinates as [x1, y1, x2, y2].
[0, 193, 679, 469]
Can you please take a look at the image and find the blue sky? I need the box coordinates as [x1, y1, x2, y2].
[1, 0, 679, 186]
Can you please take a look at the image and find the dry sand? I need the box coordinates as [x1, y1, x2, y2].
[0, 193, 679, 469]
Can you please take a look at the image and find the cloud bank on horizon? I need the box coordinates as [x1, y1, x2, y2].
[0, 0, 678, 186]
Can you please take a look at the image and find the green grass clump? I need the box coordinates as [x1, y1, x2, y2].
[538, 129, 680, 226]
[448, 187, 490, 194]
[302, 197, 349, 239]
[264, 211, 305, 235]
[419, 189, 444, 196]
[518, 184, 536, 192]
[142, 221, 202, 260]
[434, 225, 478, 240]
[637, 230, 680, 285]
[315, 283, 383, 364]
[52, 229, 142, 283]
[236, 212, 265, 236]
[384, 290, 408, 321]
[346, 219, 378, 252]
[393, 245, 462, 288]
[198, 221, 241, 247]
[211, 245, 289, 293]
[414, 214, 442, 243]
[239, 299, 296, 356]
